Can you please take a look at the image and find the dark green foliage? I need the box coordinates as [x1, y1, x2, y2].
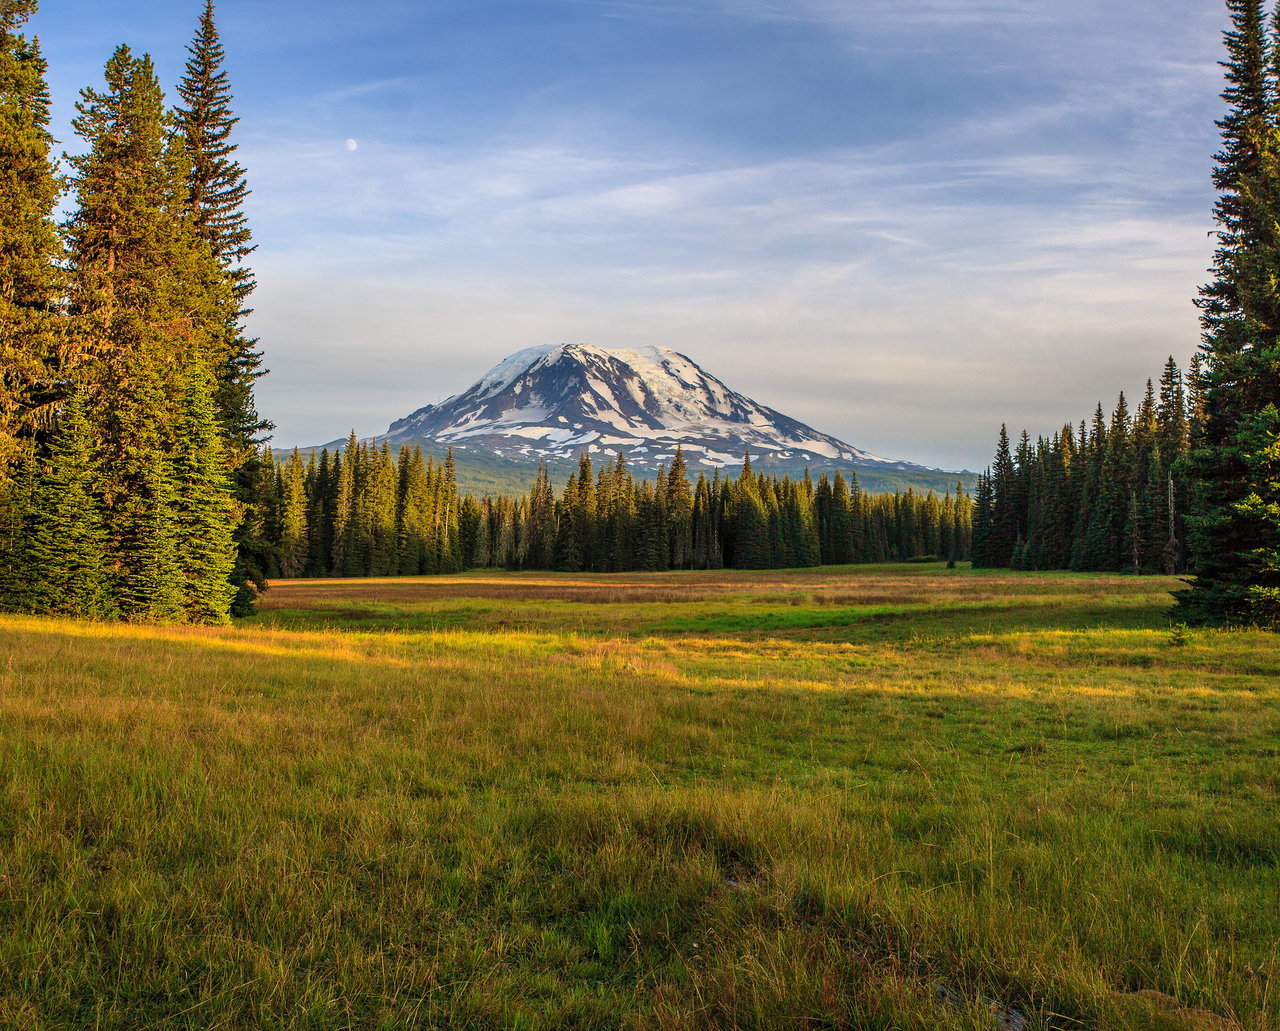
[177, 1, 267, 448]
[665, 447, 693, 569]
[0, 21, 256, 626]
[0, 395, 113, 617]
[176, 1, 270, 616]
[278, 448, 309, 578]
[170, 370, 237, 623]
[972, 360, 1194, 576]
[1177, 0, 1280, 626]
[266, 447, 971, 576]
[177, 2, 270, 612]
[0, 4, 63, 460]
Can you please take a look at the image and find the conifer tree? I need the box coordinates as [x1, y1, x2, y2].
[554, 472, 584, 571]
[458, 495, 482, 568]
[104, 378, 184, 622]
[666, 446, 693, 568]
[305, 449, 331, 575]
[731, 456, 769, 568]
[990, 426, 1019, 566]
[691, 472, 716, 569]
[0, 2, 63, 464]
[0, 394, 113, 617]
[439, 449, 463, 572]
[367, 441, 398, 576]
[634, 480, 663, 571]
[1179, 0, 1280, 625]
[278, 448, 309, 578]
[170, 369, 237, 622]
[176, 1, 271, 612]
[177, 1, 265, 442]
[331, 432, 357, 575]
[970, 472, 995, 568]
[1157, 358, 1190, 572]
[66, 46, 230, 621]
[573, 454, 597, 570]
[474, 498, 494, 568]
[67, 46, 231, 386]
[525, 463, 557, 569]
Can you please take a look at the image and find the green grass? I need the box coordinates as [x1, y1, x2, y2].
[0, 565, 1275, 1029]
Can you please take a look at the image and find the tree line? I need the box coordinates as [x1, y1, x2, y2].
[971, 356, 1195, 574]
[258, 440, 972, 576]
[971, 0, 1280, 630]
[0, 1, 266, 623]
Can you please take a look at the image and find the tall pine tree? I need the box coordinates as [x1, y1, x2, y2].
[0, 1, 63, 467]
[1180, 0, 1280, 626]
[177, 1, 271, 614]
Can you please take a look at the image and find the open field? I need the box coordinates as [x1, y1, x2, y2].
[0, 564, 1277, 1029]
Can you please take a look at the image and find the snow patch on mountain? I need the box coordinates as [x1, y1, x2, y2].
[381, 343, 933, 473]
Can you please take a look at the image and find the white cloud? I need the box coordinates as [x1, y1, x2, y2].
[233, 0, 1224, 471]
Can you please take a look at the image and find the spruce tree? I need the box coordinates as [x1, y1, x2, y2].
[0, 394, 113, 617]
[554, 473, 584, 571]
[1180, 0, 1280, 625]
[67, 45, 231, 621]
[104, 378, 185, 622]
[177, 1, 270, 612]
[278, 447, 309, 578]
[666, 446, 693, 569]
[177, 1, 265, 441]
[170, 369, 237, 622]
[367, 441, 398, 576]
[0, 2, 63, 464]
[1157, 358, 1190, 572]
[731, 456, 769, 569]
[330, 432, 357, 575]
[439, 449, 463, 572]
[831, 472, 855, 564]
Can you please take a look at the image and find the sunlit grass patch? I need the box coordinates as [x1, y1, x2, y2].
[0, 566, 1275, 1029]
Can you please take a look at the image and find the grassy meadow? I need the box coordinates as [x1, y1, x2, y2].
[0, 564, 1276, 1029]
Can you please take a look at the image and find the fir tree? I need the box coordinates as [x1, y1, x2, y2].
[66, 45, 233, 621]
[330, 431, 357, 575]
[176, 1, 270, 613]
[830, 472, 856, 564]
[666, 447, 693, 569]
[278, 447, 309, 578]
[170, 369, 237, 622]
[990, 426, 1019, 566]
[1179, 0, 1280, 626]
[177, 1, 266, 442]
[731, 456, 769, 569]
[0, 394, 113, 617]
[367, 441, 398, 576]
[0, 3, 63, 463]
[439, 449, 463, 572]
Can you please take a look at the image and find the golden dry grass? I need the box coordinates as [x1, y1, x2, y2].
[0, 563, 1275, 1029]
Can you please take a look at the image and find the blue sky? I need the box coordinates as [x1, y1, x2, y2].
[31, 0, 1228, 469]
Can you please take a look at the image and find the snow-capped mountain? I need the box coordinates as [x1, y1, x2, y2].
[377, 343, 932, 474]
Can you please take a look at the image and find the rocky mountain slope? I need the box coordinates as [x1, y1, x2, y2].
[376, 343, 936, 475]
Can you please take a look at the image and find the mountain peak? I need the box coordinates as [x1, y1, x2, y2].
[382, 344, 930, 473]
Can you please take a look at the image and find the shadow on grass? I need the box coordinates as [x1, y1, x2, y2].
[637, 596, 1174, 641]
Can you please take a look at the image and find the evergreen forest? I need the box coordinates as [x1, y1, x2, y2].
[971, 0, 1280, 629]
[258, 440, 972, 577]
[0, 0, 268, 623]
[970, 356, 1195, 575]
